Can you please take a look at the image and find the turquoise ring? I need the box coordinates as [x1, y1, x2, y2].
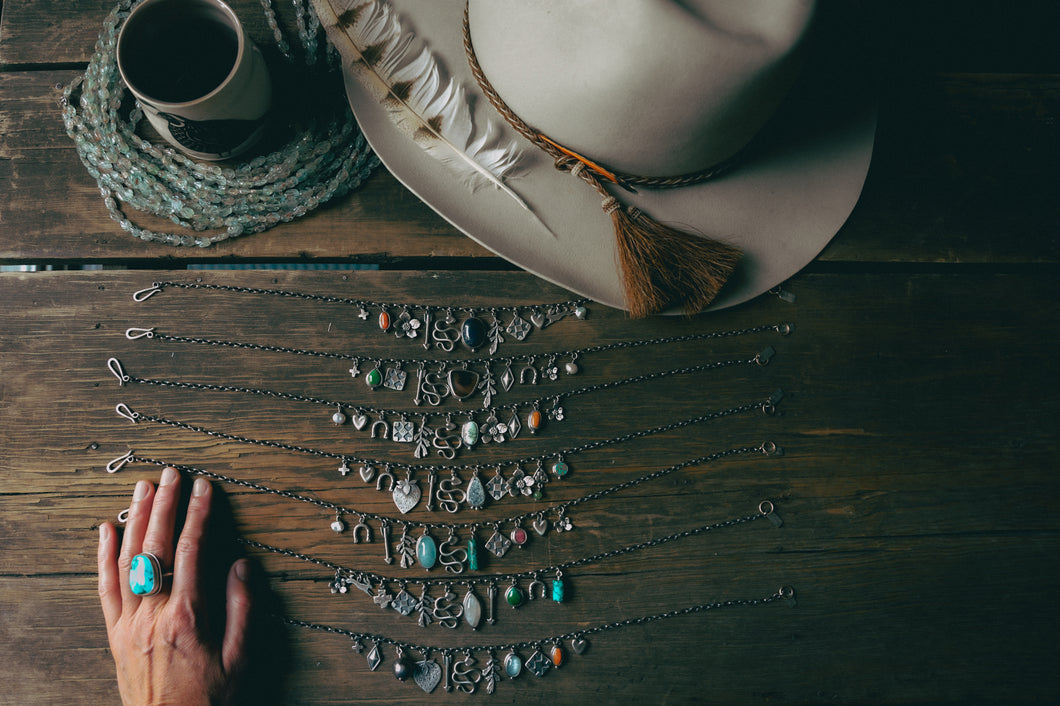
[129, 552, 167, 596]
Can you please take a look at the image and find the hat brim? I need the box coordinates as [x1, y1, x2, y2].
[333, 0, 877, 312]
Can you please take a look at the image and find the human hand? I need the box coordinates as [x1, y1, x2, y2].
[98, 467, 253, 706]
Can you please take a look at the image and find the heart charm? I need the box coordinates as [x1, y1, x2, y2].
[570, 637, 590, 655]
[531, 515, 548, 536]
[359, 463, 375, 483]
[448, 369, 480, 400]
[393, 478, 421, 514]
[414, 659, 442, 694]
[530, 312, 546, 328]
[351, 413, 369, 431]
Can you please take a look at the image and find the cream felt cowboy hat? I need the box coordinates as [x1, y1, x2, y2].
[313, 0, 876, 315]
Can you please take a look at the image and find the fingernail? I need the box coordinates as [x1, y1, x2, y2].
[133, 480, 150, 501]
[192, 477, 209, 497]
[99, 523, 109, 541]
[160, 466, 178, 486]
[234, 559, 249, 582]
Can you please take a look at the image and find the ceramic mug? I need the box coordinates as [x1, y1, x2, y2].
[117, 0, 272, 160]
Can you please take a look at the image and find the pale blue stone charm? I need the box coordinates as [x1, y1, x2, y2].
[129, 552, 162, 596]
[504, 651, 523, 678]
[416, 533, 438, 570]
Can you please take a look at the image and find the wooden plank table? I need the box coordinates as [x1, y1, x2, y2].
[2, 1, 1057, 704]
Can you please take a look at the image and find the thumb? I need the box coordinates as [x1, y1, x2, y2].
[221, 559, 253, 676]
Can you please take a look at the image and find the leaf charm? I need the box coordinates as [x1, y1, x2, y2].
[315, 0, 531, 209]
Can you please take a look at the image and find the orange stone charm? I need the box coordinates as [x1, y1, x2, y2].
[527, 409, 543, 433]
[378, 311, 391, 331]
[550, 644, 564, 667]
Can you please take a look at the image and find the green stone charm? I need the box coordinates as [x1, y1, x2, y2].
[129, 552, 163, 596]
[365, 368, 383, 388]
[468, 536, 479, 571]
[505, 584, 524, 608]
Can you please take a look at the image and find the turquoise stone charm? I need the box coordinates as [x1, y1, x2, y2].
[551, 460, 569, 477]
[461, 420, 479, 447]
[416, 533, 438, 570]
[129, 552, 163, 596]
[504, 651, 523, 678]
[551, 578, 564, 603]
[468, 536, 479, 570]
[461, 316, 487, 349]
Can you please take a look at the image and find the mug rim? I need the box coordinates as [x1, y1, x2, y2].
[116, 0, 247, 109]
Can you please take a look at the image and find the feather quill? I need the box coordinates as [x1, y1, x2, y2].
[313, 0, 534, 212]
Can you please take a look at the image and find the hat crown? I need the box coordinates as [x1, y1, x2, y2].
[468, 0, 816, 175]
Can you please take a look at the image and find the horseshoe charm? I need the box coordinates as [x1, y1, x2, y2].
[351, 516, 373, 544]
[375, 470, 395, 492]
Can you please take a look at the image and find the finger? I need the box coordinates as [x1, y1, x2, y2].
[117, 479, 155, 604]
[221, 559, 253, 677]
[171, 476, 212, 602]
[140, 466, 182, 570]
[97, 522, 122, 628]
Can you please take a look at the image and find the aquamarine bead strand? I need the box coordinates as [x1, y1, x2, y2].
[59, 0, 379, 248]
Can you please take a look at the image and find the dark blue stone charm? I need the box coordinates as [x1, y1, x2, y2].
[461, 317, 487, 350]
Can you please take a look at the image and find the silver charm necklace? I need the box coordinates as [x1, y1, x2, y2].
[241, 499, 782, 630]
[279, 585, 795, 694]
[108, 441, 781, 573]
[108, 345, 777, 457]
[121, 321, 790, 408]
[110, 389, 782, 510]
[133, 280, 591, 355]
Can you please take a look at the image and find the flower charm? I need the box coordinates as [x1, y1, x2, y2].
[484, 417, 509, 443]
[515, 474, 536, 496]
[554, 514, 573, 532]
[396, 311, 422, 338]
[548, 404, 565, 422]
[544, 364, 559, 381]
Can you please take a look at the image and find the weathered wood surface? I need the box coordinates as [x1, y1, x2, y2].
[2, 0, 1059, 704]
[1, 270, 1057, 705]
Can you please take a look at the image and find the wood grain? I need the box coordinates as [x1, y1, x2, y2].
[1, 270, 1056, 704]
[2, 1, 1058, 704]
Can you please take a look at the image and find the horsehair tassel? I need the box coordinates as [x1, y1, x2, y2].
[603, 196, 742, 317]
[462, 2, 741, 316]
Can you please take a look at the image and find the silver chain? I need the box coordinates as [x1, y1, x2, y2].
[236, 498, 780, 587]
[119, 442, 778, 534]
[112, 393, 781, 477]
[134, 279, 590, 317]
[280, 585, 795, 656]
[110, 351, 775, 431]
